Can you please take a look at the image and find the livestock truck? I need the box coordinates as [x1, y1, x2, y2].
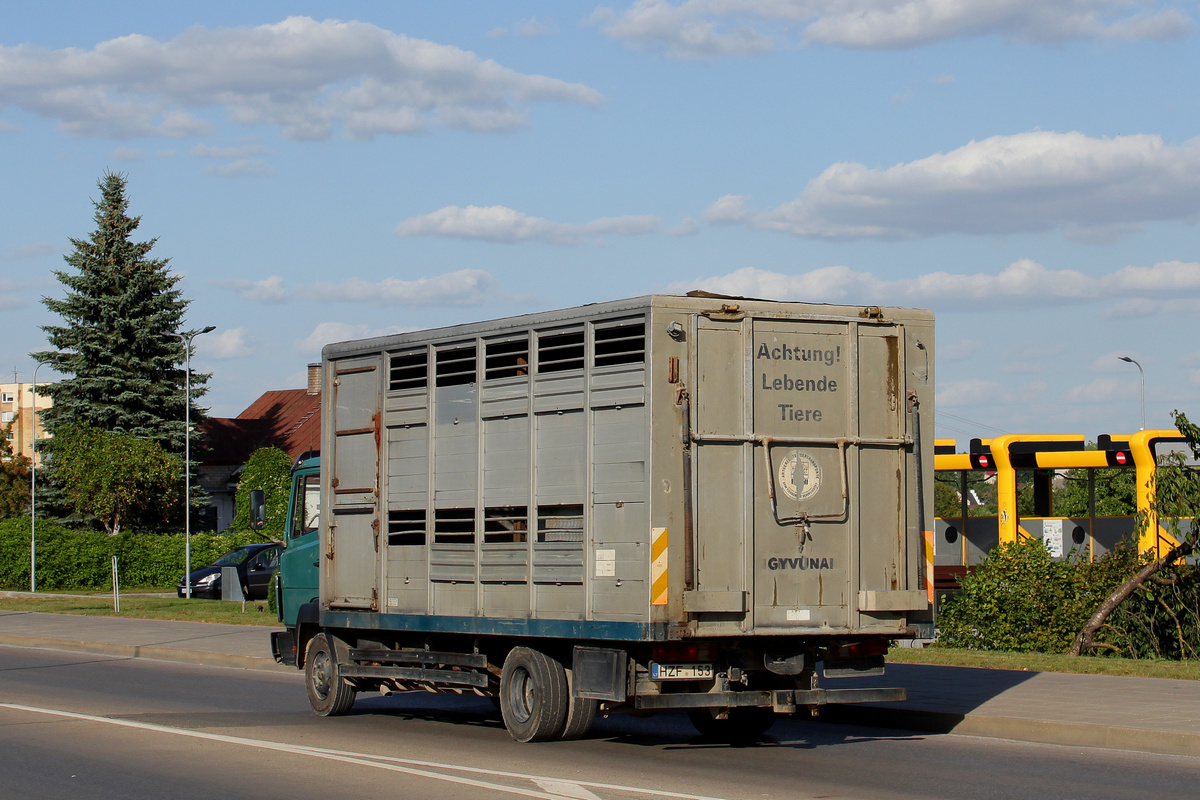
[264, 293, 935, 742]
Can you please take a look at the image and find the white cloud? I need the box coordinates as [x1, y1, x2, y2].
[707, 132, 1200, 240]
[936, 379, 1047, 407]
[670, 258, 1200, 310]
[0, 121, 18, 132]
[218, 275, 289, 304]
[191, 144, 269, 159]
[1064, 377, 1139, 404]
[669, 217, 700, 236]
[0, 16, 603, 140]
[297, 321, 411, 354]
[940, 339, 983, 362]
[516, 17, 560, 37]
[111, 147, 143, 160]
[591, 3, 774, 58]
[199, 327, 251, 359]
[204, 159, 275, 177]
[397, 205, 659, 244]
[594, 1, 1191, 57]
[298, 269, 500, 306]
[933, 74, 956, 85]
[6, 242, 55, 259]
[1105, 297, 1200, 318]
[1090, 351, 1141, 373]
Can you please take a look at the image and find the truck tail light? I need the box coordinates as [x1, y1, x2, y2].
[828, 640, 889, 660]
[652, 642, 714, 662]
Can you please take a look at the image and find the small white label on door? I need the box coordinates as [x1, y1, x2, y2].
[595, 549, 616, 577]
[787, 609, 811, 621]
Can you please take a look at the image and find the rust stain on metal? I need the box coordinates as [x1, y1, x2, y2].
[885, 336, 900, 412]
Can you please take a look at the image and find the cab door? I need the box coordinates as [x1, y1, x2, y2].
[279, 468, 321, 625]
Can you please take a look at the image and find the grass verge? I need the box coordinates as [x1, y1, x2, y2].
[0, 594, 275, 626]
[1, 593, 1197, 679]
[890, 644, 1200, 680]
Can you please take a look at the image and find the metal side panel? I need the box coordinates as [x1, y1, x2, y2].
[325, 356, 383, 610]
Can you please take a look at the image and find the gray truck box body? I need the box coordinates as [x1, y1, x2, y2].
[317, 294, 934, 642]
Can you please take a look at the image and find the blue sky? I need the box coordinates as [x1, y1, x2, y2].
[2, 1, 1198, 445]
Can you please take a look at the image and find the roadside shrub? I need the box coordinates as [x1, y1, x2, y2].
[0, 517, 266, 590]
[937, 540, 1141, 653]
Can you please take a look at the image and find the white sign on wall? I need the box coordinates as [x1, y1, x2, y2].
[1042, 519, 1064, 558]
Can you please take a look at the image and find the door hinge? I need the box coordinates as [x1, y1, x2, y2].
[702, 303, 745, 321]
[372, 518, 380, 552]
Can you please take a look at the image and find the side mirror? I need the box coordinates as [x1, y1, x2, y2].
[249, 489, 266, 531]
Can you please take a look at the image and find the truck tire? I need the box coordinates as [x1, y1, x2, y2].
[687, 707, 776, 742]
[500, 647, 568, 742]
[559, 667, 597, 740]
[305, 633, 356, 716]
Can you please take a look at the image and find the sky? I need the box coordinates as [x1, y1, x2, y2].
[2, 0, 1199, 447]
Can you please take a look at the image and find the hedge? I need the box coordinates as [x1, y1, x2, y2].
[0, 517, 270, 591]
[937, 539, 1200, 659]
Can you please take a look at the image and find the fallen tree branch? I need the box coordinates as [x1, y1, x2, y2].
[1068, 539, 1195, 656]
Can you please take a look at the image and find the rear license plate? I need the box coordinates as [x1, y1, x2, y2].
[650, 662, 714, 680]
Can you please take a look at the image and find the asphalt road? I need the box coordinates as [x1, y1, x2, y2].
[1, 644, 1197, 800]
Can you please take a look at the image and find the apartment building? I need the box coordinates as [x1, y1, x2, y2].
[0, 382, 52, 466]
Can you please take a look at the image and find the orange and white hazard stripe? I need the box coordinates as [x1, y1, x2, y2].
[923, 528, 935, 604]
[651, 527, 669, 606]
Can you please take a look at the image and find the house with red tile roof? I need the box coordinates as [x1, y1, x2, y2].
[198, 364, 321, 530]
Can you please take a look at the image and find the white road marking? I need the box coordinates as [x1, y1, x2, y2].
[0, 702, 732, 800]
[533, 778, 604, 800]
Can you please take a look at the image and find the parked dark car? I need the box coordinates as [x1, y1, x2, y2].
[178, 543, 281, 600]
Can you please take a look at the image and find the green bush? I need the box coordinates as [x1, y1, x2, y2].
[232, 447, 292, 537]
[0, 517, 266, 590]
[937, 539, 1141, 653]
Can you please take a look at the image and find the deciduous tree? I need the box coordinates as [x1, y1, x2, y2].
[0, 422, 30, 518]
[52, 425, 181, 535]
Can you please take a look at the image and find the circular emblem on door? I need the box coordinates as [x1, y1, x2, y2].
[778, 450, 821, 502]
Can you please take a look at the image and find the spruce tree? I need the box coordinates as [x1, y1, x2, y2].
[33, 171, 207, 462]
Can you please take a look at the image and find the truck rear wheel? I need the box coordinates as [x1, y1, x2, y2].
[500, 647, 568, 742]
[687, 707, 776, 742]
[559, 667, 598, 740]
[306, 633, 356, 716]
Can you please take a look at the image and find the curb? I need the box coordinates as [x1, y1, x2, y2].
[822, 704, 1200, 759]
[0, 633, 293, 674]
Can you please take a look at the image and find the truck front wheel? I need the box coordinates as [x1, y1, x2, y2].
[305, 633, 356, 716]
[500, 647, 568, 742]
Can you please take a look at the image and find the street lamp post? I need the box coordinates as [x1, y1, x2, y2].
[1118, 356, 1145, 431]
[29, 361, 49, 593]
[169, 326, 215, 599]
